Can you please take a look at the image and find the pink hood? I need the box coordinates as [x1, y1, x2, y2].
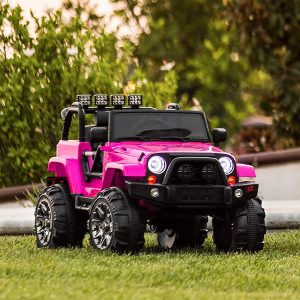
[109, 141, 224, 158]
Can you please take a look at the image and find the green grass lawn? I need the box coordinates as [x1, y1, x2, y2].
[0, 231, 300, 300]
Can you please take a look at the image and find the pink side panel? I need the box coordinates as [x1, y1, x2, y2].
[103, 163, 145, 177]
[48, 157, 84, 194]
[48, 157, 67, 177]
[237, 163, 256, 177]
[123, 165, 145, 177]
[47, 141, 102, 196]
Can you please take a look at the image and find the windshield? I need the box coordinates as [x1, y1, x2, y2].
[111, 111, 210, 142]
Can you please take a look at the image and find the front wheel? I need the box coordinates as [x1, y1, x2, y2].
[213, 198, 266, 252]
[89, 188, 146, 253]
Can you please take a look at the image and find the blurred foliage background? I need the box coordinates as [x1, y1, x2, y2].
[0, 0, 300, 186]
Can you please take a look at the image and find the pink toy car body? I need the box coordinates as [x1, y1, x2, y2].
[34, 95, 266, 252]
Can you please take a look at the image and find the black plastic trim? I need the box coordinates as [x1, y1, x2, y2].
[74, 194, 94, 211]
[62, 102, 86, 141]
[125, 181, 258, 209]
[162, 157, 228, 185]
[46, 176, 67, 186]
[81, 152, 102, 181]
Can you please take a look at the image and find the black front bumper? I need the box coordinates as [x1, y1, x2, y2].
[126, 181, 258, 209]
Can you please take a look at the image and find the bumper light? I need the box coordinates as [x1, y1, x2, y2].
[150, 188, 159, 198]
[234, 189, 243, 198]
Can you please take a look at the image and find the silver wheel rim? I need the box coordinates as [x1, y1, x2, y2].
[90, 201, 114, 250]
[157, 229, 176, 249]
[35, 199, 53, 246]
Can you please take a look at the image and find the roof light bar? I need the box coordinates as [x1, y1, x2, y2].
[94, 94, 109, 108]
[77, 94, 92, 107]
[128, 94, 142, 108]
[111, 94, 126, 108]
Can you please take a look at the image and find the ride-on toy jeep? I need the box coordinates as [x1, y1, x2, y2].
[34, 94, 266, 252]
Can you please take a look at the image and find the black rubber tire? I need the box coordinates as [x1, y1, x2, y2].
[212, 214, 233, 252]
[34, 184, 86, 248]
[89, 187, 146, 253]
[175, 215, 208, 247]
[213, 198, 266, 252]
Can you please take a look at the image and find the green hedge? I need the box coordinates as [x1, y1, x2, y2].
[0, 2, 177, 187]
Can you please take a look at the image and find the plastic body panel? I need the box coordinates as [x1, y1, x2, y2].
[236, 163, 256, 177]
[47, 140, 257, 198]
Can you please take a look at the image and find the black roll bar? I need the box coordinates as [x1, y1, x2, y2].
[62, 102, 86, 141]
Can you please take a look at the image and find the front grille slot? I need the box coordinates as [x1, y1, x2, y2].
[169, 161, 223, 185]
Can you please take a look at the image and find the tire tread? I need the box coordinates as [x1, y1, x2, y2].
[89, 187, 146, 253]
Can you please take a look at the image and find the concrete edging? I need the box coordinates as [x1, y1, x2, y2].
[0, 184, 43, 203]
[0, 205, 299, 236]
[237, 147, 300, 166]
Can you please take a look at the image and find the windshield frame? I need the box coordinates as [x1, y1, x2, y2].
[109, 110, 211, 142]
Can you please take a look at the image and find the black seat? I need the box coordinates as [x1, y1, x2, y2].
[85, 125, 94, 142]
[90, 111, 109, 150]
[94, 111, 109, 127]
[84, 111, 109, 150]
[89, 111, 109, 175]
[82, 111, 110, 179]
[90, 127, 108, 151]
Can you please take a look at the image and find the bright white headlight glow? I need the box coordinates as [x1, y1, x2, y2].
[219, 156, 234, 175]
[148, 156, 167, 174]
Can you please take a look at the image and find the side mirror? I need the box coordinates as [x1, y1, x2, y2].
[61, 108, 69, 120]
[212, 128, 227, 146]
[166, 103, 180, 110]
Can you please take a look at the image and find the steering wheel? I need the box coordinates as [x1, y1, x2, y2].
[132, 119, 170, 134]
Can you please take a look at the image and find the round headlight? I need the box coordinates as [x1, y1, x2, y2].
[148, 156, 167, 174]
[219, 156, 234, 175]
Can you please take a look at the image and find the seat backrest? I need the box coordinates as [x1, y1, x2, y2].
[84, 111, 109, 150]
[85, 125, 94, 142]
[94, 111, 109, 127]
[90, 111, 109, 150]
[90, 127, 108, 144]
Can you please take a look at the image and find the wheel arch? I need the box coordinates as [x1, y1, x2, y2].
[101, 167, 126, 190]
[101, 162, 145, 190]
[48, 157, 68, 177]
[47, 157, 82, 193]
[236, 163, 256, 178]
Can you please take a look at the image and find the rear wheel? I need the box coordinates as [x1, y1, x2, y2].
[89, 187, 146, 253]
[175, 215, 208, 247]
[34, 184, 86, 248]
[213, 198, 266, 252]
[212, 214, 233, 251]
[157, 215, 208, 249]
